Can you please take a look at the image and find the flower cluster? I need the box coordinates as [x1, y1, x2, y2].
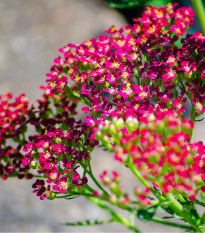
[95, 111, 205, 203]
[0, 85, 97, 192]
[97, 170, 130, 205]
[0, 93, 33, 180]
[0, 85, 79, 181]
[0, 93, 30, 139]
[44, 2, 204, 130]
[23, 117, 98, 199]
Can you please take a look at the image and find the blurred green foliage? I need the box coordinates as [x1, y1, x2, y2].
[106, 0, 146, 8]
[106, 0, 173, 8]
[106, 0, 205, 9]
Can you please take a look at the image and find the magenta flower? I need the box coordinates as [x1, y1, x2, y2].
[53, 176, 68, 193]
[71, 172, 88, 187]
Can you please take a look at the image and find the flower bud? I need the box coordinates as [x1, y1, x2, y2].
[47, 192, 56, 200]
[125, 116, 139, 132]
[113, 117, 124, 129]
[109, 123, 116, 135]
[95, 131, 102, 140]
[30, 161, 38, 169]
[55, 137, 62, 143]
[110, 182, 119, 193]
[109, 194, 118, 204]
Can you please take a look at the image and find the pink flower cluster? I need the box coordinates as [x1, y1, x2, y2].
[97, 170, 130, 205]
[44, 3, 204, 128]
[0, 93, 29, 139]
[95, 111, 205, 204]
[0, 87, 98, 198]
[22, 118, 98, 199]
[0, 93, 33, 180]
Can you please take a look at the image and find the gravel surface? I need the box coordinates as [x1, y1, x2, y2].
[0, 0, 204, 232]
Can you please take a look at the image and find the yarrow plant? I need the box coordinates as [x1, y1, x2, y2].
[1, 2, 205, 232]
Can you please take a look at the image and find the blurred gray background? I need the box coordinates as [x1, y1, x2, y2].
[0, 0, 204, 232]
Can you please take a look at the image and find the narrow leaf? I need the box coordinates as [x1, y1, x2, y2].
[61, 218, 114, 227]
[137, 206, 157, 222]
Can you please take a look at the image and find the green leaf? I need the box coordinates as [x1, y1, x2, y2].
[182, 200, 200, 220]
[153, 186, 161, 195]
[201, 212, 205, 225]
[162, 216, 174, 219]
[62, 218, 114, 226]
[161, 206, 175, 215]
[194, 117, 204, 122]
[161, 206, 183, 220]
[64, 196, 79, 200]
[137, 206, 157, 222]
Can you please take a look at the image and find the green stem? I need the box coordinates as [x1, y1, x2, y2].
[127, 158, 202, 232]
[83, 183, 96, 193]
[87, 164, 109, 196]
[127, 159, 166, 202]
[7, 173, 45, 179]
[151, 217, 193, 230]
[87, 196, 141, 233]
[63, 188, 196, 231]
[195, 199, 205, 207]
[200, 190, 205, 203]
[178, 76, 186, 93]
[88, 193, 193, 231]
[177, 75, 196, 121]
[166, 193, 202, 232]
[110, 200, 193, 230]
[192, 0, 205, 34]
[55, 192, 94, 199]
[64, 85, 91, 106]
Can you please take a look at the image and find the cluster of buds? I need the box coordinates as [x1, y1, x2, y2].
[97, 170, 130, 205]
[95, 110, 205, 202]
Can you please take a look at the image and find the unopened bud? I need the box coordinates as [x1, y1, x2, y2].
[95, 131, 102, 140]
[113, 117, 124, 129]
[126, 116, 139, 132]
[30, 161, 38, 169]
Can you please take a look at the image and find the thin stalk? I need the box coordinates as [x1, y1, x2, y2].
[127, 157, 202, 232]
[175, 194, 201, 219]
[192, 0, 205, 34]
[166, 193, 203, 232]
[7, 173, 45, 179]
[87, 193, 194, 231]
[55, 192, 95, 199]
[63, 187, 197, 231]
[129, 212, 135, 226]
[127, 158, 166, 202]
[195, 199, 205, 207]
[87, 196, 141, 233]
[83, 183, 96, 193]
[151, 217, 193, 230]
[200, 190, 205, 202]
[178, 76, 186, 92]
[87, 164, 109, 196]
